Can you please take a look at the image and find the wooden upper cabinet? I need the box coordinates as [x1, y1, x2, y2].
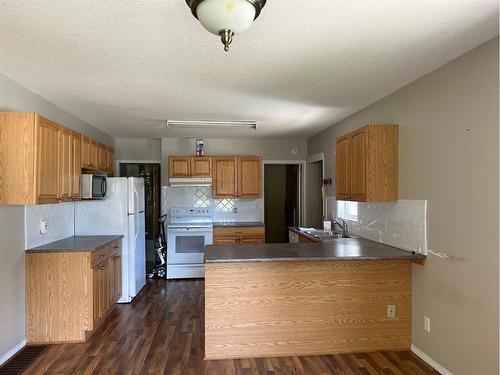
[71, 132, 81, 199]
[0, 112, 111, 205]
[190, 157, 212, 177]
[106, 148, 115, 176]
[169, 157, 191, 177]
[89, 141, 99, 170]
[58, 126, 73, 201]
[36, 116, 60, 204]
[81, 136, 91, 169]
[335, 124, 398, 202]
[335, 135, 350, 200]
[349, 128, 367, 201]
[212, 157, 237, 198]
[238, 156, 262, 199]
[98, 144, 107, 171]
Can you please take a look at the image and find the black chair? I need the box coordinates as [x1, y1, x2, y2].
[150, 214, 167, 279]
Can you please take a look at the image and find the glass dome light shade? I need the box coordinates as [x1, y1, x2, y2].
[196, 0, 256, 35]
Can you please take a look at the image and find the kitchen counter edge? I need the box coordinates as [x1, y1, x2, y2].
[26, 235, 124, 253]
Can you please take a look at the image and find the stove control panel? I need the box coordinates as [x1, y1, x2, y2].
[170, 207, 213, 217]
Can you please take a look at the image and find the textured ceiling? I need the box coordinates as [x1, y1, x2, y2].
[0, 0, 498, 139]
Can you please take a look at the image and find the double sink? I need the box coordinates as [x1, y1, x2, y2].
[297, 227, 359, 241]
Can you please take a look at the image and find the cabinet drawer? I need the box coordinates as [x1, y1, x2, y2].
[91, 245, 111, 268]
[214, 226, 265, 238]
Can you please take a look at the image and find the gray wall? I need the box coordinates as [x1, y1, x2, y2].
[308, 37, 499, 374]
[0, 73, 114, 360]
[115, 138, 162, 161]
[0, 207, 25, 361]
[161, 138, 307, 185]
[0, 73, 114, 146]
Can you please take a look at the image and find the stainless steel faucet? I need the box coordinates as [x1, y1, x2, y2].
[333, 218, 349, 238]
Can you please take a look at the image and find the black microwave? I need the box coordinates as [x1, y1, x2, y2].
[81, 173, 107, 199]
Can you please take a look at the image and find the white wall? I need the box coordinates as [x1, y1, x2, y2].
[308, 37, 499, 375]
[115, 138, 162, 161]
[0, 73, 114, 361]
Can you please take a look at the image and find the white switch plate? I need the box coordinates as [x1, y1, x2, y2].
[387, 305, 396, 318]
[424, 316, 431, 332]
[39, 220, 48, 234]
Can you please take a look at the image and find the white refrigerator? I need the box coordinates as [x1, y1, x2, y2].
[75, 177, 146, 303]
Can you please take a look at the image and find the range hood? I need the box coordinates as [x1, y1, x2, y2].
[169, 177, 212, 187]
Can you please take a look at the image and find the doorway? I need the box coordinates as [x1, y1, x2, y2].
[264, 163, 303, 243]
[307, 158, 324, 228]
[119, 163, 161, 274]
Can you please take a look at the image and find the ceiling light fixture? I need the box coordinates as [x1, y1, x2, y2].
[186, 0, 267, 51]
[166, 120, 257, 129]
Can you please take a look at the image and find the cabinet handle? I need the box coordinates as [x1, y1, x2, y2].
[101, 266, 106, 270]
[115, 256, 120, 260]
[100, 254, 105, 258]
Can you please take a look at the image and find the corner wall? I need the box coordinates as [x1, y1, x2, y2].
[307, 37, 499, 374]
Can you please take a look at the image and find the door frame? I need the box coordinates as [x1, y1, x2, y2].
[306, 153, 325, 226]
[263, 160, 307, 227]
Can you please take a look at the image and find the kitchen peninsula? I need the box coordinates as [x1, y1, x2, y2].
[204, 239, 425, 359]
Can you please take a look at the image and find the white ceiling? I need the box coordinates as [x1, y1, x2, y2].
[0, 0, 498, 139]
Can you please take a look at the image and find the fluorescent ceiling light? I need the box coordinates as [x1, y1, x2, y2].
[166, 120, 257, 129]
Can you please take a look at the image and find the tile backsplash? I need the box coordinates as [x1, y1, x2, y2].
[25, 202, 75, 249]
[336, 199, 427, 254]
[161, 186, 264, 222]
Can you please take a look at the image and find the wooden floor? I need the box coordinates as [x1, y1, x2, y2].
[24, 279, 439, 375]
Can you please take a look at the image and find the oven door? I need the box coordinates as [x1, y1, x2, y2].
[167, 227, 213, 265]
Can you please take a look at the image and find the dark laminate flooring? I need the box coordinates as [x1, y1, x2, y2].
[23, 280, 439, 375]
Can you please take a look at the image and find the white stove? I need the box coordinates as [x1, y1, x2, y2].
[166, 207, 213, 279]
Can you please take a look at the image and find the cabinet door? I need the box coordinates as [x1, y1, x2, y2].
[169, 157, 191, 177]
[36, 117, 60, 203]
[350, 128, 367, 202]
[58, 126, 73, 201]
[92, 266, 100, 326]
[108, 150, 115, 176]
[81, 136, 91, 169]
[240, 237, 265, 244]
[89, 141, 98, 170]
[212, 157, 237, 198]
[238, 157, 261, 199]
[98, 144, 107, 171]
[335, 135, 350, 200]
[190, 157, 212, 177]
[71, 132, 81, 199]
[107, 257, 115, 308]
[113, 253, 122, 301]
[213, 237, 238, 245]
[98, 262, 109, 318]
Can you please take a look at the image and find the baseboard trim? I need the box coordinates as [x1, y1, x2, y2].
[0, 339, 26, 366]
[411, 344, 453, 375]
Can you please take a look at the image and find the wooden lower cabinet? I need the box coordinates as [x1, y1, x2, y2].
[213, 226, 265, 245]
[26, 239, 122, 344]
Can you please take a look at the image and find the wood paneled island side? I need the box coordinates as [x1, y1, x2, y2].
[204, 240, 425, 360]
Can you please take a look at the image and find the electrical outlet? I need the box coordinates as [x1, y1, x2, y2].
[387, 305, 396, 318]
[39, 220, 48, 234]
[424, 316, 431, 332]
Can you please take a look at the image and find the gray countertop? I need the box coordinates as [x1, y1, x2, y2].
[205, 237, 426, 263]
[213, 221, 264, 227]
[26, 235, 123, 253]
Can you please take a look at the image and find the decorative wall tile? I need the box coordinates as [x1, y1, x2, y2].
[161, 186, 263, 222]
[25, 202, 75, 249]
[336, 199, 427, 254]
